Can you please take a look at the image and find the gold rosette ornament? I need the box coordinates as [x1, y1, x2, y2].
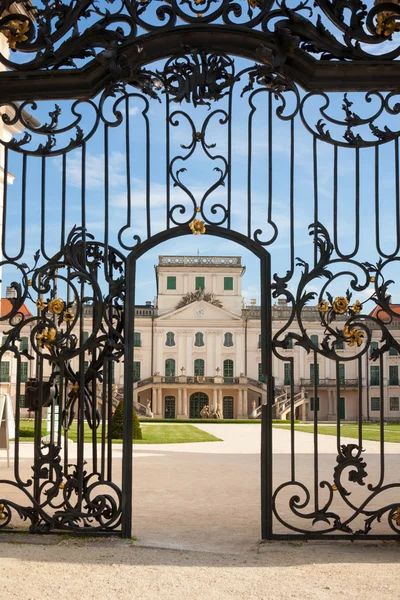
[63, 309, 75, 323]
[48, 298, 65, 315]
[189, 219, 206, 235]
[332, 296, 349, 314]
[343, 325, 364, 348]
[36, 327, 57, 350]
[351, 300, 362, 314]
[317, 300, 329, 313]
[36, 298, 46, 311]
[3, 20, 30, 49]
[392, 507, 400, 527]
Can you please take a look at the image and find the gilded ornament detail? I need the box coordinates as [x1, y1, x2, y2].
[332, 296, 349, 314]
[36, 327, 57, 350]
[63, 309, 75, 323]
[189, 219, 206, 235]
[350, 300, 362, 314]
[36, 298, 47, 311]
[3, 20, 29, 49]
[343, 325, 364, 348]
[317, 300, 329, 313]
[391, 507, 400, 527]
[48, 298, 65, 315]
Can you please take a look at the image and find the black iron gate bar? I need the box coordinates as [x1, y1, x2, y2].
[0, 0, 399, 540]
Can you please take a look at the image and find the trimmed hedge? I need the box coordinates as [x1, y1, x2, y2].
[138, 418, 300, 424]
[112, 400, 142, 440]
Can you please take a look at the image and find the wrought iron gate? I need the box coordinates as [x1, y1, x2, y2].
[0, 0, 400, 540]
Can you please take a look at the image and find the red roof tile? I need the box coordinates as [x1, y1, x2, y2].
[0, 298, 32, 318]
[369, 304, 400, 321]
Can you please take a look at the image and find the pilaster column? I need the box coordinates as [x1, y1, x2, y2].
[213, 388, 218, 410]
[243, 389, 248, 418]
[183, 387, 188, 416]
[186, 333, 192, 375]
[178, 387, 182, 416]
[157, 387, 162, 416]
[218, 388, 223, 418]
[238, 388, 243, 418]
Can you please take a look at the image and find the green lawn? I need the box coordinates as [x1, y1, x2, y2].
[273, 422, 400, 443]
[16, 420, 222, 444]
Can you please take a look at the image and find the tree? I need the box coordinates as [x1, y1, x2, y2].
[111, 400, 142, 440]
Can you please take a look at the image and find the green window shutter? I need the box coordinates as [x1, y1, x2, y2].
[336, 339, 344, 350]
[338, 364, 345, 385]
[389, 365, 399, 385]
[84, 361, 89, 371]
[195, 277, 205, 290]
[223, 359, 234, 378]
[1, 336, 7, 346]
[83, 331, 89, 343]
[194, 332, 204, 347]
[370, 341, 378, 357]
[371, 397, 380, 411]
[165, 359, 175, 377]
[310, 335, 318, 349]
[284, 363, 291, 386]
[0, 362, 9, 382]
[166, 331, 175, 347]
[389, 346, 399, 356]
[258, 363, 265, 383]
[167, 276, 176, 290]
[133, 361, 141, 382]
[370, 366, 380, 386]
[20, 362, 28, 382]
[258, 334, 261, 349]
[224, 277, 233, 291]
[20, 337, 29, 352]
[194, 359, 205, 377]
[310, 363, 319, 384]
[310, 397, 320, 411]
[285, 336, 293, 350]
[224, 332, 233, 347]
[19, 394, 25, 408]
[390, 396, 399, 411]
[134, 332, 141, 347]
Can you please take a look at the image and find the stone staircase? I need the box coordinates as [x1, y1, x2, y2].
[251, 388, 308, 420]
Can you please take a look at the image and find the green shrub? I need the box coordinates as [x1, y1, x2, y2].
[112, 400, 142, 440]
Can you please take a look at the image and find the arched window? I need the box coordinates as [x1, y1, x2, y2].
[223, 359, 234, 378]
[310, 335, 318, 349]
[194, 358, 205, 377]
[165, 358, 176, 377]
[194, 332, 204, 347]
[166, 331, 175, 347]
[224, 332, 233, 347]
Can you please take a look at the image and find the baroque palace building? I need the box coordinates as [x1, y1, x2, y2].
[1, 255, 400, 421]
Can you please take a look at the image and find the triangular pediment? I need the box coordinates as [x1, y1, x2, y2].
[157, 300, 242, 323]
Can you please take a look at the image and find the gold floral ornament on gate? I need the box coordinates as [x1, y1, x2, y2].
[375, 0, 400, 37]
[392, 507, 400, 527]
[189, 209, 206, 235]
[48, 298, 65, 315]
[343, 325, 364, 348]
[317, 300, 329, 313]
[3, 20, 30, 49]
[36, 298, 47, 311]
[332, 296, 349, 314]
[36, 327, 57, 350]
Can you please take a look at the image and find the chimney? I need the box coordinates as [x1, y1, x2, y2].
[277, 298, 287, 305]
[145, 301, 152, 307]
[6, 286, 17, 299]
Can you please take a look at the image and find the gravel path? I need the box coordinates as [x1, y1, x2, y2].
[1, 537, 399, 600]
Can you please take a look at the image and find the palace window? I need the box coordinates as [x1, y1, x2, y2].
[83, 331, 89, 343]
[194, 358, 205, 377]
[389, 365, 399, 386]
[258, 363, 265, 383]
[370, 365, 380, 386]
[389, 345, 399, 356]
[338, 363, 345, 385]
[336, 339, 344, 350]
[371, 397, 380, 411]
[166, 331, 176, 347]
[0, 362, 9, 382]
[134, 332, 141, 347]
[224, 277, 233, 291]
[194, 332, 204, 347]
[310, 397, 320, 411]
[165, 359, 176, 377]
[310, 335, 319, 349]
[370, 341, 378, 357]
[258, 334, 261, 349]
[19, 394, 25, 408]
[223, 359, 234, 378]
[195, 277, 205, 290]
[390, 397, 399, 411]
[20, 362, 28, 383]
[224, 332, 233, 347]
[284, 363, 291, 386]
[20, 337, 29, 352]
[133, 361, 141, 382]
[310, 363, 319, 384]
[167, 276, 176, 290]
[285, 336, 293, 350]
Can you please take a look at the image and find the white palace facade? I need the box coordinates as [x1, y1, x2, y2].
[1, 254, 400, 421]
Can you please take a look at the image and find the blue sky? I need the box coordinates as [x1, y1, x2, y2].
[2, 2, 400, 312]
